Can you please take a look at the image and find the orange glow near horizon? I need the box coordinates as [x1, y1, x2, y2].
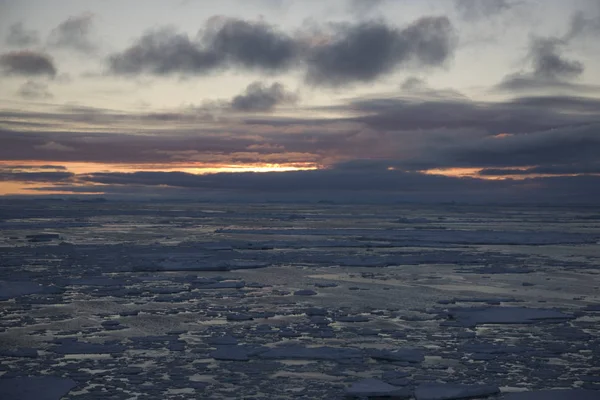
[0, 160, 319, 195]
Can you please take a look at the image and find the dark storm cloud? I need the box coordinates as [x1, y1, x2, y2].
[306, 17, 456, 86]
[6, 22, 40, 47]
[0, 51, 57, 77]
[48, 13, 97, 53]
[231, 82, 297, 112]
[454, 0, 514, 20]
[18, 81, 53, 99]
[108, 17, 298, 75]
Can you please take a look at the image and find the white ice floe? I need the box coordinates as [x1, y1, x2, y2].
[415, 383, 500, 400]
[345, 378, 411, 398]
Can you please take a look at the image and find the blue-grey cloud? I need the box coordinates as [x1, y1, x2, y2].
[48, 13, 97, 53]
[306, 17, 456, 86]
[5, 22, 40, 47]
[108, 16, 456, 86]
[454, 0, 514, 20]
[18, 80, 53, 99]
[0, 51, 57, 77]
[231, 82, 297, 112]
[109, 17, 298, 75]
[0, 171, 74, 183]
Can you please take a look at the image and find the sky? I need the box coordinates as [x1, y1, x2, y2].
[1, 0, 600, 203]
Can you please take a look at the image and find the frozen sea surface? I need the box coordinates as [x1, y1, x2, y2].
[0, 200, 599, 399]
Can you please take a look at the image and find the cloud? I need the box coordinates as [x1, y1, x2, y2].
[0, 171, 74, 183]
[529, 37, 583, 80]
[306, 17, 456, 86]
[108, 28, 220, 75]
[496, 31, 587, 92]
[430, 123, 600, 170]
[347, 0, 388, 15]
[564, 10, 600, 41]
[63, 167, 600, 204]
[48, 13, 97, 53]
[108, 16, 455, 86]
[205, 17, 299, 71]
[5, 22, 40, 47]
[18, 81, 53, 99]
[231, 82, 297, 112]
[400, 77, 467, 99]
[34, 141, 75, 152]
[0, 51, 57, 77]
[480, 163, 600, 176]
[454, 0, 514, 20]
[109, 17, 298, 75]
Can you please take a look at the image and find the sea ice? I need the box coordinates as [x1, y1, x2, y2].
[210, 345, 250, 361]
[501, 389, 600, 399]
[259, 345, 363, 360]
[415, 383, 500, 400]
[345, 378, 411, 398]
[0, 376, 77, 400]
[447, 307, 573, 327]
[369, 348, 425, 363]
[0, 281, 45, 300]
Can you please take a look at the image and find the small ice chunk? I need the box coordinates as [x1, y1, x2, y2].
[415, 383, 500, 400]
[345, 378, 411, 398]
[502, 389, 600, 400]
[0, 376, 77, 400]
